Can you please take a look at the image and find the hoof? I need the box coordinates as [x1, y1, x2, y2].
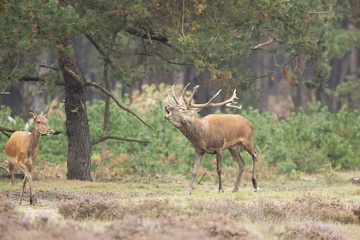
[30, 197, 38, 205]
[254, 187, 260, 192]
[232, 188, 239, 193]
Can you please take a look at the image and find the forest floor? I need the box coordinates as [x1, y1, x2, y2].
[0, 172, 360, 240]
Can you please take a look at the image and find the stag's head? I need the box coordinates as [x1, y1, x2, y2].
[164, 84, 241, 128]
[29, 107, 54, 136]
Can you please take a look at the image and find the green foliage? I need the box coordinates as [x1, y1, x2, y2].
[2, 98, 360, 177]
[239, 101, 360, 174]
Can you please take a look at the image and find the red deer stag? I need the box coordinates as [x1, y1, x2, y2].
[6, 107, 54, 205]
[164, 84, 259, 194]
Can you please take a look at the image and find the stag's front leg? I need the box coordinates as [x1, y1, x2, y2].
[188, 151, 204, 195]
[216, 150, 224, 193]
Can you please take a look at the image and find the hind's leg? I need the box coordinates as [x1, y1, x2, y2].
[8, 162, 15, 192]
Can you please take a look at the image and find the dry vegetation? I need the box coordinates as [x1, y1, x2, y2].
[0, 172, 360, 240]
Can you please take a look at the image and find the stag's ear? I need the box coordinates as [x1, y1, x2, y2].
[29, 110, 36, 119]
[41, 106, 50, 117]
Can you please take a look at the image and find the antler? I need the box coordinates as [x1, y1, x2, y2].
[168, 84, 241, 111]
[188, 89, 241, 111]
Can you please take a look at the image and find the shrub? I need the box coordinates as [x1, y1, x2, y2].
[2, 95, 360, 177]
[281, 221, 346, 240]
[58, 193, 125, 220]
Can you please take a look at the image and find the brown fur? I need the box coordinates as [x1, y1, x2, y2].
[5, 108, 53, 205]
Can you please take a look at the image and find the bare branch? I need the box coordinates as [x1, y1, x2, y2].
[1, 130, 11, 137]
[252, 38, 274, 50]
[39, 64, 59, 71]
[0, 127, 61, 138]
[0, 165, 9, 174]
[85, 33, 119, 70]
[0, 126, 16, 134]
[19, 76, 65, 85]
[0, 92, 10, 95]
[63, 66, 154, 130]
[181, 0, 186, 38]
[85, 81, 155, 130]
[91, 135, 150, 145]
[126, 27, 168, 43]
[307, 7, 334, 14]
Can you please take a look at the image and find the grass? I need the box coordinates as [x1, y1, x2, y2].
[0, 172, 360, 239]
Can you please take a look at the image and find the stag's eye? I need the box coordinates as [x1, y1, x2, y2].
[179, 107, 186, 112]
[37, 121, 41, 123]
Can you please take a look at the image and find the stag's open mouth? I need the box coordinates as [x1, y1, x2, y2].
[164, 106, 171, 118]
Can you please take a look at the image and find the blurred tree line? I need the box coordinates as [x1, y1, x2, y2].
[0, 0, 359, 179]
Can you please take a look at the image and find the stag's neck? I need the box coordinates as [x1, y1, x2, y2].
[178, 115, 207, 148]
[28, 129, 41, 153]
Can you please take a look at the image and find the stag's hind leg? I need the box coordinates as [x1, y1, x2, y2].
[216, 150, 224, 193]
[244, 145, 259, 192]
[229, 146, 245, 193]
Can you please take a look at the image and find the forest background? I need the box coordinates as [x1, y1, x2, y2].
[0, 0, 359, 181]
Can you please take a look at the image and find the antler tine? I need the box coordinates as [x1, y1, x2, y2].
[188, 85, 200, 106]
[179, 83, 190, 106]
[167, 89, 177, 105]
[171, 85, 180, 105]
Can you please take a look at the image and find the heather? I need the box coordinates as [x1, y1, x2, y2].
[1, 176, 360, 239]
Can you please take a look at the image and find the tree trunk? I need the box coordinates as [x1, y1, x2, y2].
[58, 42, 92, 181]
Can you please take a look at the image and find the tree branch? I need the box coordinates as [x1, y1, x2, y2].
[85, 33, 119, 70]
[62, 67, 154, 130]
[19, 76, 65, 85]
[39, 64, 59, 71]
[0, 165, 9, 174]
[126, 27, 168, 43]
[0, 126, 61, 137]
[91, 135, 150, 145]
[252, 38, 274, 50]
[181, 0, 186, 38]
[307, 7, 334, 14]
[84, 81, 155, 130]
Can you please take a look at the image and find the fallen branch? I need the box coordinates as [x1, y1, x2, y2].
[0, 165, 10, 174]
[91, 135, 150, 145]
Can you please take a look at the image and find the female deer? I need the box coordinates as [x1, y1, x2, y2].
[6, 107, 53, 205]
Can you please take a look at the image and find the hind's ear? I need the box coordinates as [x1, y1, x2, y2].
[29, 110, 36, 119]
[41, 106, 50, 117]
